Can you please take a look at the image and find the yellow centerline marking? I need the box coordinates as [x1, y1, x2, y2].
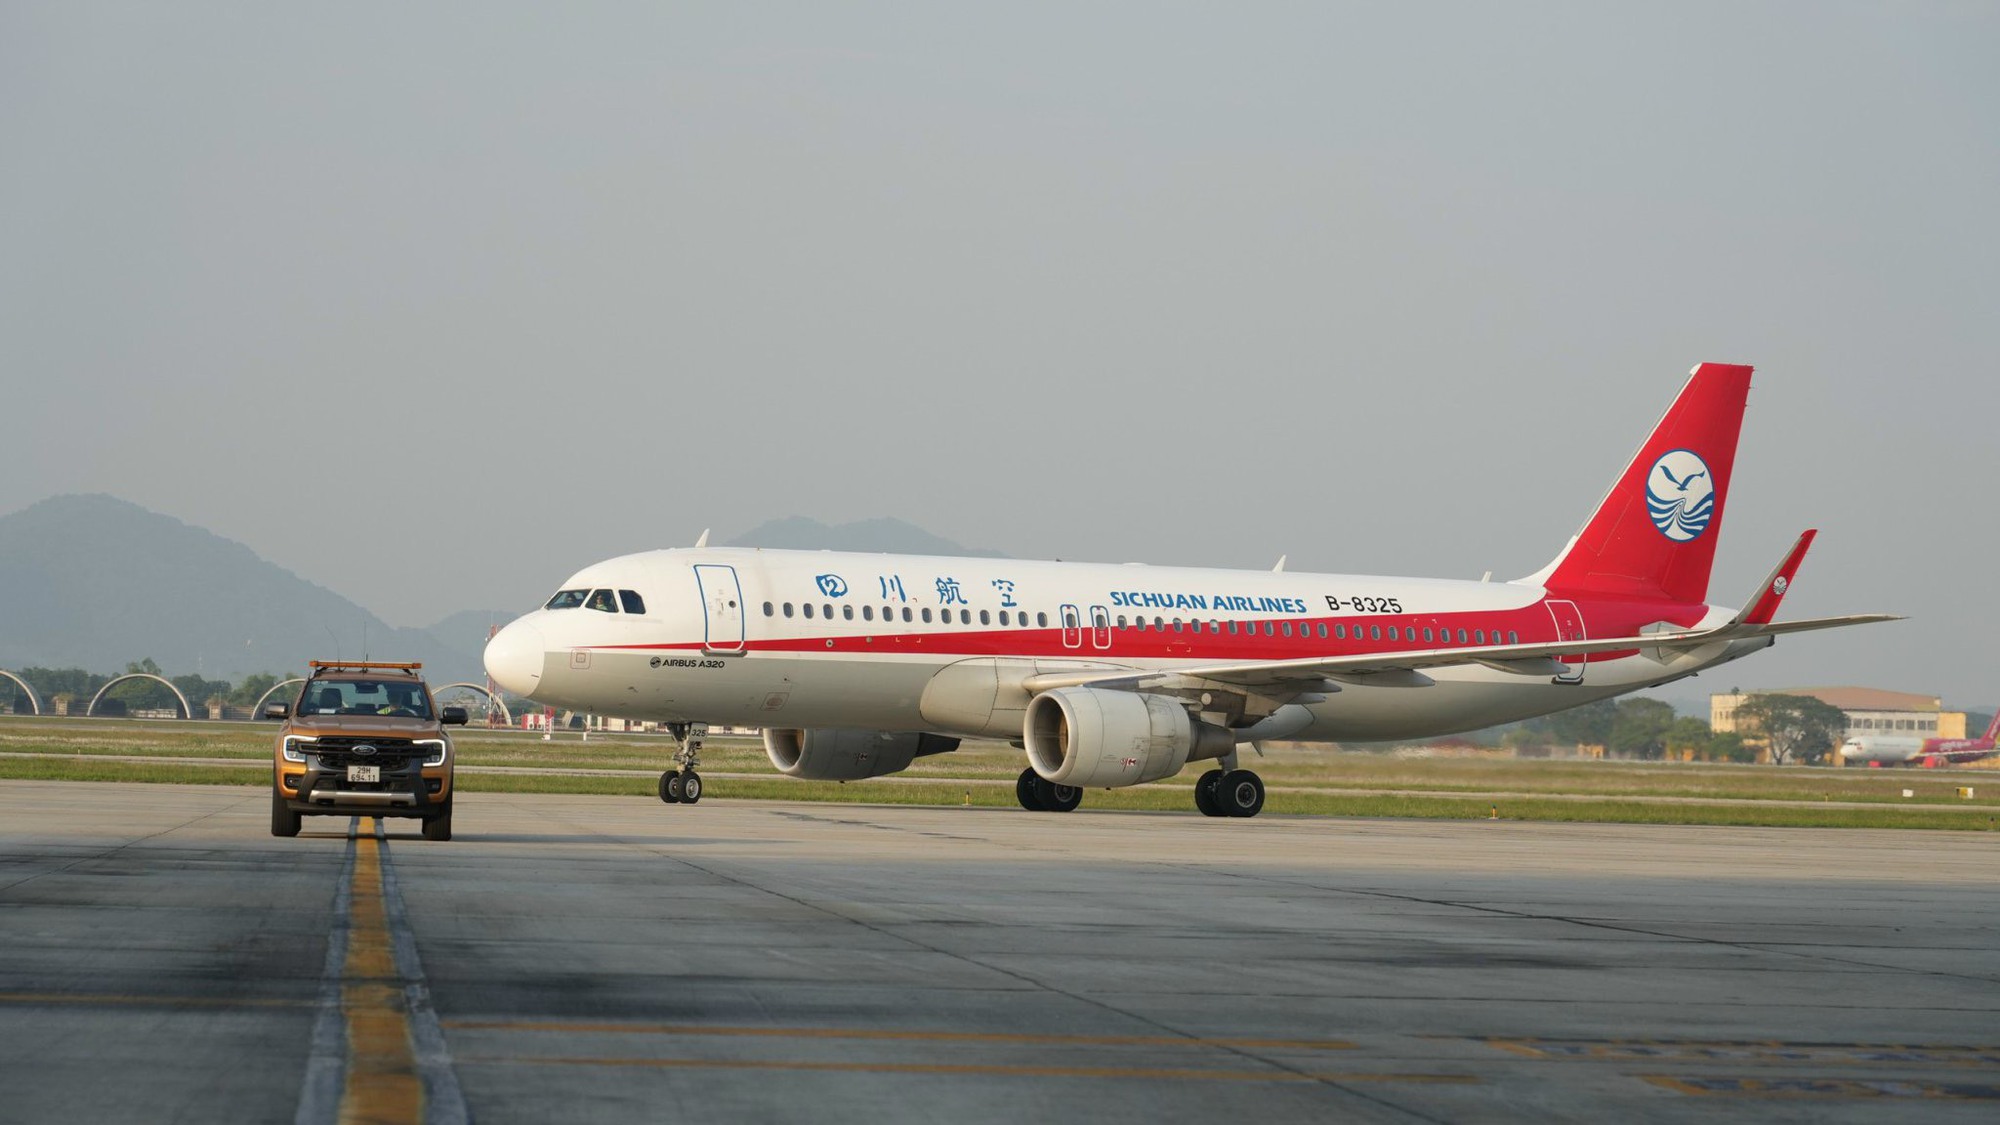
[462, 1055, 1476, 1084]
[442, 1019, 1354, 1052]
[338, 817, 423, 1125]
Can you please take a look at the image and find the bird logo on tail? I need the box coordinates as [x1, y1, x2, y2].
[1645, 449, 1715, 541]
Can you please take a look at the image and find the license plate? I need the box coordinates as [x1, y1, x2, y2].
[347, 764, 380, 783]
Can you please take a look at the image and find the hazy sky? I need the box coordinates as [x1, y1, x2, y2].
[4, 4, 1995, 705]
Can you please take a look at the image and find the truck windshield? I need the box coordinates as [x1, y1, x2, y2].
[297, 680, 433, 719]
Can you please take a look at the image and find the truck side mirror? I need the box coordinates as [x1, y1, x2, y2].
[263, 702, 290, 721]
[440, 706, 469, 726]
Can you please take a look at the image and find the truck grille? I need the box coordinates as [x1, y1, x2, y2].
[311, 738, 422, 768]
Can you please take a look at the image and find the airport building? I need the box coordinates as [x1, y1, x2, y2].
[1710, 687, 1967, 742]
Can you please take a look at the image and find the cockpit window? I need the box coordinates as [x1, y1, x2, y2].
[585, 589, 618, 613]
[545, 589, 589, 610]
[618, 590, 647, 615]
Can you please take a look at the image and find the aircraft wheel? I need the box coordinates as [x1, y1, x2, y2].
[271, 791, 301, 837]
[422, 799, 453, 842]
[1038, 779, 1083, 813]
[1219, 769, 1266, 818]
[1194, 769, 1226, 817]
[661, 771, 684, 803]
[1015, 768, 1047, 811]
[679, 771, 703, 804]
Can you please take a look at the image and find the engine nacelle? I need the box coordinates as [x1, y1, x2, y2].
[763, 728, 960, 781]
[1023, 687, 1234, 789]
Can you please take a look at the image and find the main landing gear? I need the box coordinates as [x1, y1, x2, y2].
[659, 721, 706, 805]
[1194, 768, 1265, 818]
[1014, 768, 1084, 813]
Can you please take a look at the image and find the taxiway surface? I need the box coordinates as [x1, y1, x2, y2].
[1, 780, 1995, 1123]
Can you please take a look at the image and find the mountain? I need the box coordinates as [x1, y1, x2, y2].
[0, 495, 489, 684]
[727, 516, 1006, 557]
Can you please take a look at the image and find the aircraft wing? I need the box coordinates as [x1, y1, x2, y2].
[1022, 532, 1899, 696]
[1018, 614, 1900, 694]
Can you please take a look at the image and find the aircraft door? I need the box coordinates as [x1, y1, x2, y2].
[1060, 604, 1082, 650]
[1546, 599, 1585, 684]
[1089, 605, 1111, 651]
[694, 565, 746, 655]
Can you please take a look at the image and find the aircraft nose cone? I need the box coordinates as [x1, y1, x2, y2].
[484, 619, 547, 697]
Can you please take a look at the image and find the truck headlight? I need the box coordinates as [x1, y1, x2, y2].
[417, 739, 449, 767]
[282, 736, 316, 763]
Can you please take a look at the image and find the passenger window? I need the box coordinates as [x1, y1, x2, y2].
[544, 589, 589, 610]
[863, 605, 874, 621]
[961, 609, 972, 624]
[783, 603, 794, 618]
[1423, 627, 1433, 642]
[1370, 625, 1382, 640]
[824, 604, 833, 619]
[1281, 622, 1293, 638]
[1002, 611, 1012, 625]
[1262, 621, 1274, 636]
[619, 590, 647, 615]
[1474, 629, 1485, 644]
[1335, 624, 1346, 639]
[1457, 628, 1468, 643]
[1038, 612, 1048, 627]
[921, 608, 933, 623]
[980, 610, 990, 625]
[902, 607, 913, 622]
[843, 605, 854, 621]
[762, 601, 774, 617]
[1508, 631, 1519, 644]
[585, 589, 618, 613]
[1318, 623, 1328, 639]
[803, 604, 815, 619]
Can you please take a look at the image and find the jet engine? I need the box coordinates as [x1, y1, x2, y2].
[1023, 687, 1234, 789]
[763, 728, 960, 781]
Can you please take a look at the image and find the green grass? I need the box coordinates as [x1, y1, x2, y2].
[3, 714, 1996, 829]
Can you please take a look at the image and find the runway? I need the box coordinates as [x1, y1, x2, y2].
[1, 781, 1996, 1123]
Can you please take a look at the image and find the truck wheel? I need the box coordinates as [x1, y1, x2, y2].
[422, 799, 453, 841]
[271, 791, 301, 838]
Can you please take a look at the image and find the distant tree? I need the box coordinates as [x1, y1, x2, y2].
[172, 674, 233, 712]
[18, 667, 106, 699]
[1663, 716, 1716, 758]
[1704, 731, 1753, 763]
[1734, 693, 1849, 765]
[1538, 698, 1617, 748]
[1608, 698, 1676, 759]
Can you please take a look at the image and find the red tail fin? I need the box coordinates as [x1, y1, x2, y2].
[1984, 710, 2000, 743]
[1533, 363, 1753, 604]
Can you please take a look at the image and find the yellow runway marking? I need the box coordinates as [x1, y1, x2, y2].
[338, 818, 422, 1125]
[444, 1019, 1354, 1052]
[462, 1055, 1476, 1085]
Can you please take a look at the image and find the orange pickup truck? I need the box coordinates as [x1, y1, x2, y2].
[265, 661, 466, 840]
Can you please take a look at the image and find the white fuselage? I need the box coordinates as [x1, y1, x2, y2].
[484, 547, 1763, 743]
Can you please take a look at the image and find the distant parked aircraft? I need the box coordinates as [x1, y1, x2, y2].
[1840, 711, 2000, 768]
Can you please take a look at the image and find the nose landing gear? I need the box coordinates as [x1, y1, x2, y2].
[659, 721, 706, 805]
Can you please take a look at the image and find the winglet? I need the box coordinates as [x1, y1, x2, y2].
[694, 528, 711, 548]
[1735, 530, 1816, 626]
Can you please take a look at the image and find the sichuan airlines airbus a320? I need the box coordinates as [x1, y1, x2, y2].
[484, 363, 1896, 817]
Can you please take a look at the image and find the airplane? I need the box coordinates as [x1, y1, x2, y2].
[484, 363, 1899, 818]
[1839, 711, 2000, 768]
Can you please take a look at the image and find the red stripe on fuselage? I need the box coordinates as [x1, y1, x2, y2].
[581, 600, 1706, 663]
